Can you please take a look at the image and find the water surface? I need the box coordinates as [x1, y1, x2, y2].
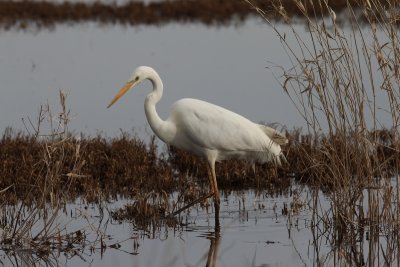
[0, 19, 299, 138]
[2, 187, 331, 267]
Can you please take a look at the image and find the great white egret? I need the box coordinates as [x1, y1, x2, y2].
[107, 66, 288, 213]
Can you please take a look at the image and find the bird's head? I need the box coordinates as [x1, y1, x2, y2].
[107, 66, 154, 108]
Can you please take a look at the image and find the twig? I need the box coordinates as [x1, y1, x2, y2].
[167, 192, 215, 217]
[0, 185, 13, 194]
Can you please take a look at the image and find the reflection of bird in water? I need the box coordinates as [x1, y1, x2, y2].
[206, 232, 220, 267]
[108, 66, 288, 213]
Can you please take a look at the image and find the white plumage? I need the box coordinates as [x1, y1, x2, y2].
[108, 66, 287, 212]
[169, 98, 285, 163]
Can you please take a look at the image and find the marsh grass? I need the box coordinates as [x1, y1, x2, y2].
[246, 0, 400, 265]
[0, 0, 373, 30]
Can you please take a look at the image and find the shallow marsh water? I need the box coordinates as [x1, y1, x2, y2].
[1, 185, 331, 267]
[0, 175, 398, 266]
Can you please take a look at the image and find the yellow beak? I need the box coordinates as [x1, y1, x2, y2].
[107, 80, 136, 108]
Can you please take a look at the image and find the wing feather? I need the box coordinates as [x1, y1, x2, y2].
[169, 99, 275, 153]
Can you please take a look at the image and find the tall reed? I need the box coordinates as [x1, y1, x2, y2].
[247, 0, 400, 265]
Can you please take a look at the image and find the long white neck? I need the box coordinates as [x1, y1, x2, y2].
[144, 72, 175, 144]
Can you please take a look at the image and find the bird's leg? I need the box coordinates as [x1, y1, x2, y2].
[169, 163, 217, 217]
[208, 161, 220, 211]
[206, 164, 215, 195]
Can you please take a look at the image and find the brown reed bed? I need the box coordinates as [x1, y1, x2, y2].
[0, 131, 175, 203]
[2, 123, 399, 202]
[284, 128, 400, 187]
[0, 129, 290, 203]
[0, 0, 392, 30]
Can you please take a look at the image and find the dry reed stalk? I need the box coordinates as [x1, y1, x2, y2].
[0, 91, 105, 261]
[247, 0, 400, 265]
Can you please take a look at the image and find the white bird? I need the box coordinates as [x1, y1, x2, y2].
[107, 66, 288, 213]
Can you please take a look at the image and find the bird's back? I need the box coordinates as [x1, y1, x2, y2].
[167, 98, 285, 164]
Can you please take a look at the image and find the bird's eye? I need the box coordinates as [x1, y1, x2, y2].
[135, 76, 139, 81]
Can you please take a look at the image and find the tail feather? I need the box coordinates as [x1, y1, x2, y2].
[258, 125, 288, 145]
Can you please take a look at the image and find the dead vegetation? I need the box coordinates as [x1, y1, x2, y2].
[247, 0, 400, 265]
[0, 0, 395, 29]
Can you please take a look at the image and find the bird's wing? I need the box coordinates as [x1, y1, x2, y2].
[258, 125, 288, 145]
[171, 99, 276, 152]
